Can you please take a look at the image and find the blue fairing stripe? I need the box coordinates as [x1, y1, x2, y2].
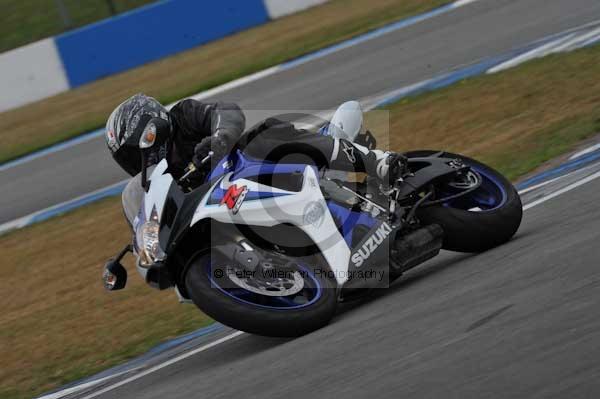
[327, 201, 377, 247]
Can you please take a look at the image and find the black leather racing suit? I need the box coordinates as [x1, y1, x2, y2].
[168, 99, 389, 178]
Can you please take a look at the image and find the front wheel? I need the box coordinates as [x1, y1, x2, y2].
[410, 151, 523, 253]
[184, 251, 338, 337]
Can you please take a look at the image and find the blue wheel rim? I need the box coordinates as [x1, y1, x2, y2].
[442, 166, 508, 212]
[204, 258, 322, 310]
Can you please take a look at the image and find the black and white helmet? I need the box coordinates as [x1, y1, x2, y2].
[105, 93, 171, 176]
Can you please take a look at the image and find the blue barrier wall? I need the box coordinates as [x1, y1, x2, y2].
[55, 0, 269, 88]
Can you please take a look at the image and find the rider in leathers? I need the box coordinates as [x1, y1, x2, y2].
[105, 94, 405, 225]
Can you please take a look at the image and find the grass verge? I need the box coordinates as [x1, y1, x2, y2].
[0, 198, 212, 399]
[0, 0, 449, 164]
[2, 43, 600, 399]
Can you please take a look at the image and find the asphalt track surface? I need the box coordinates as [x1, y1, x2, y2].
[69, 161, 600, 399]
[3, 0, 600, 224]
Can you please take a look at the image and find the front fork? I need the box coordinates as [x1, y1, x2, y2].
[211, 240, 297, 277]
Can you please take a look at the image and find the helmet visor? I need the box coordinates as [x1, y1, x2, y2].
[113, 146, 142, 176]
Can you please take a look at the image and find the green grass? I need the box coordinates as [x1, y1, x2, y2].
[485, 115, 600, 180]
[1, 0, 155, 53]
[0, 0, 449, 164]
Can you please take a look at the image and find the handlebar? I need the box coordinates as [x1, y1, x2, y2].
[179, 151, 214, 182]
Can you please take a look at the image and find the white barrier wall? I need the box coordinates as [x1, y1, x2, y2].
[264, 0, 328, 19]
[0, 38, 69, 112]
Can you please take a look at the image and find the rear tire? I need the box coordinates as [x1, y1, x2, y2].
[410, 151, 523, 253]
[184, 253, 338, 337]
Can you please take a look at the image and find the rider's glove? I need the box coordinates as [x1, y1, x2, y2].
[193, 136, 229, 169]
[376, 152, 408, 187]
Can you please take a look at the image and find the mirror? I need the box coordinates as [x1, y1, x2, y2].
[103, 259, 128, 291]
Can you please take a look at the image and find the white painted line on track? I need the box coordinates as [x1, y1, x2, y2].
[517, 174, 568, 195]
[518, 158, 600, 195]
[552, 26, 600, 52]
[452, 0, 480, 6]
[74, 331, 245, 399]
[487, 34, 576, 74]
[569, 143, 600, 160]
[523, 170, 600, 211]
[0, 178, 129, 235]
[0, 129, 106, 173]
[488, 21, 600, 74]
[36, 370, 135, 399]
[580, 35, 600, 48]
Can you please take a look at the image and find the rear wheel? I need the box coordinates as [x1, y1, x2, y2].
[184, 251, 338, 337]
[409, 151, 523, 253]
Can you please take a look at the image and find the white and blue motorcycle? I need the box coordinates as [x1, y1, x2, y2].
[103, 102, 523, 337]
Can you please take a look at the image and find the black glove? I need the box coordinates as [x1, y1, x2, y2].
[192, 136, 228, 169]
[377, 152, 408, 187]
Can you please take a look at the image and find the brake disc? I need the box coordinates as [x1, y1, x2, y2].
[226, 265, 305, 297]
[447, 170, 481, 190]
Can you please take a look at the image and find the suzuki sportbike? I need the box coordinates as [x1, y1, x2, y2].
[103, 102, 523, 337]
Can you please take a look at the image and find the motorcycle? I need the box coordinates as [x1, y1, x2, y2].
[103, 102, 523, 337]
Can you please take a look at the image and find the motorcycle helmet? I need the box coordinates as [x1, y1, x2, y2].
[105, 93, 171, 176]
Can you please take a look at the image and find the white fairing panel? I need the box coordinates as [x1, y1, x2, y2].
[135, 160, 174, 281]
[144, 159, 173, 221]
[191, 166, 352, 285]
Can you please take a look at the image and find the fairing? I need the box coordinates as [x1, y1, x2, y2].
[191, 153, 352, 285]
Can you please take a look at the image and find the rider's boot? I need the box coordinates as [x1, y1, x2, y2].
[328, 138, 408, 186]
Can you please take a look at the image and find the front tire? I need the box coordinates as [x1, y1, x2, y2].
[410, 151, 523, 253]
[184, 253, 338, 337]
